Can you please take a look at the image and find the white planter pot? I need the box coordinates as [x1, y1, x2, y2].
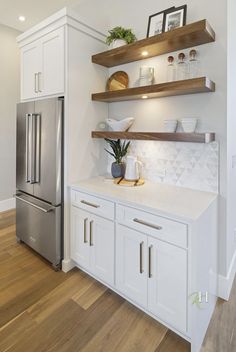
[111, 39, 127, 49]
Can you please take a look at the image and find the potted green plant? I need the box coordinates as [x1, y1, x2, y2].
[105, 138, 130, 178]
[106, 26, 137, 49]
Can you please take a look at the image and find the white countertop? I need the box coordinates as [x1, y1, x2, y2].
[70, 177, 218, 222]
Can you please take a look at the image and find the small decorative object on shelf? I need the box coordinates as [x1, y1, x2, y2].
[139, 66, 155, 86]
[146, 6, 175, 37]
[166, 56, 176, 82]
[106, 71, 129, 91]
[106, 27, 137, 49]
[106, 117, 134, 132]
[188, 49, 200, 79]
[177, 53, 188, 81]
[104, 138, 130, 178]
[181, 118, 198, 133]
[164, 5, 187, 32]
[164, 119, 178, 132]
[125, 155, 143, 181]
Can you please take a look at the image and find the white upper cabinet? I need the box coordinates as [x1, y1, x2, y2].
[20, 27, 65, 101]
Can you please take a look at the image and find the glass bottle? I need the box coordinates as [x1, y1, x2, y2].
[166, 56, 176, 82]
[176, 53, 188, 81]
[188, 49, 200, 79]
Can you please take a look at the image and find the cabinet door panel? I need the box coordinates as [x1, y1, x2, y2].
[71, 206, 90, 270]
[148, 238, 187, 332]
[116, 224, 147, 307]
[90, 215, 114, 285]
[21, 42, 40, 100]
[40, 27, 64, 96]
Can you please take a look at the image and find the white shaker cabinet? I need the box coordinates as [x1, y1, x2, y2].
[147, 238, 188, 333]
[71, 205, 115, 286]
[116, 224, 148, 308]
[20, 27, 64, 101]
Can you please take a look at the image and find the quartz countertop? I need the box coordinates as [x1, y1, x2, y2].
[70, 177, 218, 222]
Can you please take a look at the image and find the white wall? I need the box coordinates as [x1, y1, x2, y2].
[0, 24, 20, 206]
[73, 0, 229, 276]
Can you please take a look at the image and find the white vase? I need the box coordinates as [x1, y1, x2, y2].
[111, 39, 127, 49]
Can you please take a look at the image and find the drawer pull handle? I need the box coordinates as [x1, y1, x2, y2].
[84, 218, 88, 243]
[81, 200, 100, 209]
[148, 245, 153, 278]
[90, 220, 94, 246]
[139, 241, 144, 274]
[133, 218, 162, 231]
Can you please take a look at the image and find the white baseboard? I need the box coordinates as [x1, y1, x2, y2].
[0, 198, 15, 213]
[62, 259, 75, 273]
[218, 250, 236, 300]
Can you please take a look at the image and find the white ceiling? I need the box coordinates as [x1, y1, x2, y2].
[0, 0, 81, 32]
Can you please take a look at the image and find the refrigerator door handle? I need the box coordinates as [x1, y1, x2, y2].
[15, 194, 55, 213]
[35, 114, 41, 183]
[30, 114, 36, 184]
[25, 114, 30, 183]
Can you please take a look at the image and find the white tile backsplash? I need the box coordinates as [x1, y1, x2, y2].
[107, 141, 219, 193]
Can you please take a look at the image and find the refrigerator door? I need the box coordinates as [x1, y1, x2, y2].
[16, 193, 61, 268]
[33, 98, 63, 205]
[16, 102, 35, 194]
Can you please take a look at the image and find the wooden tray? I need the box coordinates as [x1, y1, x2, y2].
[114, 177, 145, 187]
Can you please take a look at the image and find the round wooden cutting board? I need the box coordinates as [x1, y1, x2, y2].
[106, 71, 129, 91]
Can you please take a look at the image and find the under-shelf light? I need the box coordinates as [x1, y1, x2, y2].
[142, 95, 148, 99]
[141, 51, 149, 57]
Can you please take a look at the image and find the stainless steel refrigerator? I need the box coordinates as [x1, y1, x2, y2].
[16, 97, 64, 270]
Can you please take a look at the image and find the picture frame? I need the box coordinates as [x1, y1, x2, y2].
[164, 5, 187, 32]
[147, 7, 175, 38]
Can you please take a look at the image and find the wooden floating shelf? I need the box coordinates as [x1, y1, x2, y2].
[91, 131, 215, 144]
[92, 77, 215, 102]
[92, 20, 215, 68]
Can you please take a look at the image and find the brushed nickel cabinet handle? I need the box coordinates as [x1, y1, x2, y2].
[34, 73, 38, 93]
[84, 218, 88, 243]
[140, 241, 144, 274]
[90, 220, 94, 246]
[133, 218, 162, 231]
[38, 72, 42, 92]
[81, 200, 100, 209]
[148, 245, 153, 278]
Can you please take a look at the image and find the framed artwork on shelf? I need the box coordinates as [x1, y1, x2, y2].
[164, 5, 187, 32]
[146, 7, 175, 37]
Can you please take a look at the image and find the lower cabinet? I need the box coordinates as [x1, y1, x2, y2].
[71, 206, 114, 285]
[116, 224, 187, 333]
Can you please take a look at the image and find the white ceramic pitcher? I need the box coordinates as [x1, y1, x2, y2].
[125, 156, 143, 181]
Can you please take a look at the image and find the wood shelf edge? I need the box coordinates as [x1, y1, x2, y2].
[91, 131, 216, 144]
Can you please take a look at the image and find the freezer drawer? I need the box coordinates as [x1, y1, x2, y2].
[16, 193, 62, 268]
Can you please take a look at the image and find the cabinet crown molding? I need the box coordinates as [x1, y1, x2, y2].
[17, 7, 106, 48]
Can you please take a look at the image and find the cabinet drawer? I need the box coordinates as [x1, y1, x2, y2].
[116, 204, 187, 248]
[71, 190, 115, 220]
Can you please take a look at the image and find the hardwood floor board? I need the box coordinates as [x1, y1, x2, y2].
[0, 312, 37, 352]
[113, 306, 168, 352]
[155, 330, 190, 352]
[72, 279, 107, 310]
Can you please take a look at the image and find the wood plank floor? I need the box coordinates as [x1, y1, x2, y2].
[0, 210, 235, 352]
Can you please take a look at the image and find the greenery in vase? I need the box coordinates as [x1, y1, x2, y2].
[106, 27, 137, 45]
[104, 138, 130, 164]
